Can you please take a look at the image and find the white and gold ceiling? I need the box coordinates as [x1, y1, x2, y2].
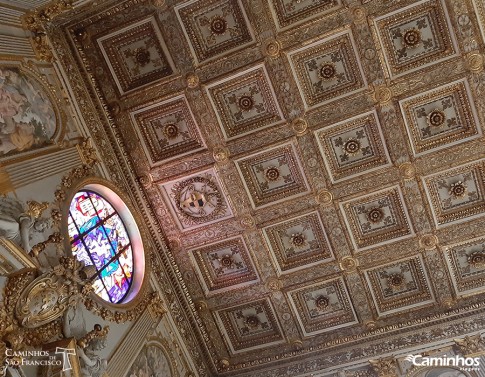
[29, 0, 485, 375]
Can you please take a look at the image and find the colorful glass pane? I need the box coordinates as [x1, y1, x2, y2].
[69, 190, 134, 304]
[103, 214, 130, 253]
[83, 226, 115, 270]
[89, 192, 115, 220]
[92, 279, 110, 302]
[118, 246, 134, 278]
[68, 215, 79, 242]
[100, 260, 131, 303]
[71, 238, 93, 267]
[70, 192, 102, 233]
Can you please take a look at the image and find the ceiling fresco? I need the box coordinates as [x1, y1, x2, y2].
[40, 0, 485, 374]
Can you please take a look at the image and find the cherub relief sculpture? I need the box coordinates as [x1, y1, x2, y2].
[77, 325, 109, 377]
[63, 296, 109, 377]
[0, 197, 51, 252]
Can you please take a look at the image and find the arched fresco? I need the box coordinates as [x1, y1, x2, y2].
[0, 66, 59, 157]
[126, 343, 173, 377]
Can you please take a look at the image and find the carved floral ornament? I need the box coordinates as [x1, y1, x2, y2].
[318, 62, 337, 80]
[21, 0, 74, 62]
[454, 334, 485, 357]
[339, 256, 359, 272]
[291, 118, 308, 136]
[466, 52, 484, 72]
[263, 39, 281, 57]
[369, 357, 398, 377]
[371, 84, 393, 105]
[468, 251, 485, 268]
[419, 234, 439, 250]
[402, 28, 422, 48]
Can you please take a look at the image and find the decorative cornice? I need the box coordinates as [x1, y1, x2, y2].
[21, 0, 74, 62]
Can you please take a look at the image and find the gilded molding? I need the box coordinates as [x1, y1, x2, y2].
[21, 0, 74, 62]
[454, 334, 485, 357]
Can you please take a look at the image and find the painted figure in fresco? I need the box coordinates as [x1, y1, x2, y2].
[0, 197, 51, 252]
[0, 67, 56, 156]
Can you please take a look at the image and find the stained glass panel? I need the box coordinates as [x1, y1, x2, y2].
[83, 226, 114, 271]
[101, 260, 131, 303]
[68, 215, 79, 242]
[70, 192, 102, 233]
[90, 192, 115, 220]
[69, 190, 134, 303]
[71, 238, 93, 267]
[118, 246, 134, 278]
[103, 214, 130, 253]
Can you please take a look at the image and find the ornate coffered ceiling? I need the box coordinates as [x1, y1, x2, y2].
[40, 0, 485, 374]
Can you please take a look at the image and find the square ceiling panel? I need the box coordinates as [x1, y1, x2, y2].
[206, 64, 284, 139]
[340, 186, 413, 251]
[287, 277, 357, 336]
[130, 95, 205, 165]
[236, 142, 309, 208]
[445, 236, 485, 297]
[269, 0, 342, 30]
[287, 29, 367, 109]
[423, 160, 485, 227]
[315, 110, 391, 183]
[175, 0, 254, 63]
[262, 211, 334, 275]
[373, 0, 457, 78]
[399, 79, 481, 156]
[214, 298, 284, 353]
[364, 255, 434, 316]
[97, 16, 175, 94]
[159, 168, 233, 230]
[189, 236, 259, 296]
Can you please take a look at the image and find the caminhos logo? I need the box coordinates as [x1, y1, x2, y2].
[404, 354, 480, 371]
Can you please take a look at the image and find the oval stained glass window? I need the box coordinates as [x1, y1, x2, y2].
[68, 189, 136, 303]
